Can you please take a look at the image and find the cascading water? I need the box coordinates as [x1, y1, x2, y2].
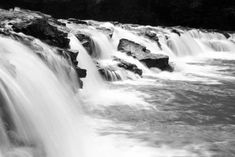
[1, 8, 235, 157]
[0, 36, 84, 157]
[69, 34, 105, 92]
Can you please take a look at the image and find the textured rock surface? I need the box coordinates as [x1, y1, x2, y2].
[118, 38, 173, 71]
[12, 19, 70, 49]
[140, 54, 173, 72]
[118, 38, 150, 60]
[0, 8, 86, 88]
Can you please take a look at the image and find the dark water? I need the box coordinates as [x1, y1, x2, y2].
[90, 59, 235, 157]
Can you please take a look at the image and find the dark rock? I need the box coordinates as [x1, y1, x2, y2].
[56, 49, 78, 66]
[76, 67, 87, 78]
[12, 18, 70, 49]
[75, 33, 95, 56]
[221, 32, 230, 39]
[171, 29, 181, 36]
[78, 79, 83, 88]
[118, 38, 151, 60]
[114, 57, 143, 76]
[67, 18, 88, 25]
[118, 38, 173, 72]
[145, 30, 157, 38]
[66, 50, 79, 65]
[140, 54, 173, 72]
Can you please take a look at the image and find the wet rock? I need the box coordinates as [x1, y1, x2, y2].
[12, 18, 70, 49]
[140, 53, 173, 72]
[171, 29, 181, 36]
[96, 27, 113, 38]
[78, 78, 83, 88]
[118, 38, 151, 60]
[75, 33, 95, 55]
[118, 38, 173, 72]
[67, 18, 88, 25]
[56, 49, 79, 66]
[220, 32, 230, 39]
[75, 67, 87, 78]
[114, 57, 143, 76]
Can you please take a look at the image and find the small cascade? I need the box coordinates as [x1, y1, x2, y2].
[69, 34, 106, 92]
[0, 36, 84, 157]
[90, 31, 115, 59]
[68, 19, 235, 82]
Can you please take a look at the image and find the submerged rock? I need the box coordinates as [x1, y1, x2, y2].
[118, 38, 173, 71]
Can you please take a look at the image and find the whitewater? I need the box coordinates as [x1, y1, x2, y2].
[0, 12, 235, 157]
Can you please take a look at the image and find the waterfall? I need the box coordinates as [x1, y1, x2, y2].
[69, 34, 105, 93]
[0, 36, 84, 157]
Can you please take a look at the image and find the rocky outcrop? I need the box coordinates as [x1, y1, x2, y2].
[12, 18, 70, 49]
[118, 38, 150, 59]
[118, 38, 173, 71]
[140, 54, 173, 72]
[56, 49, 87, 79]
[0, 8, 86, 88]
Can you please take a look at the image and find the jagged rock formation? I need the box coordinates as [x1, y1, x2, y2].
[0, 8, 86, 87]
[0, 8, 178, 84]
[118, 38, 173, 71]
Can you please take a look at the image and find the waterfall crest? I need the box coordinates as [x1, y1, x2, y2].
[0, 36, 84, 157]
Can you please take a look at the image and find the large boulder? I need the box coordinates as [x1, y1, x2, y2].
[12, 18, 70, 49]
[118, 38, 150, 60]
[140, 54, 173, 72]
[118, 38, 173, 71]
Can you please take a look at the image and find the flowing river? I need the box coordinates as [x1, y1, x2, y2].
[0, 18, 235, 157]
